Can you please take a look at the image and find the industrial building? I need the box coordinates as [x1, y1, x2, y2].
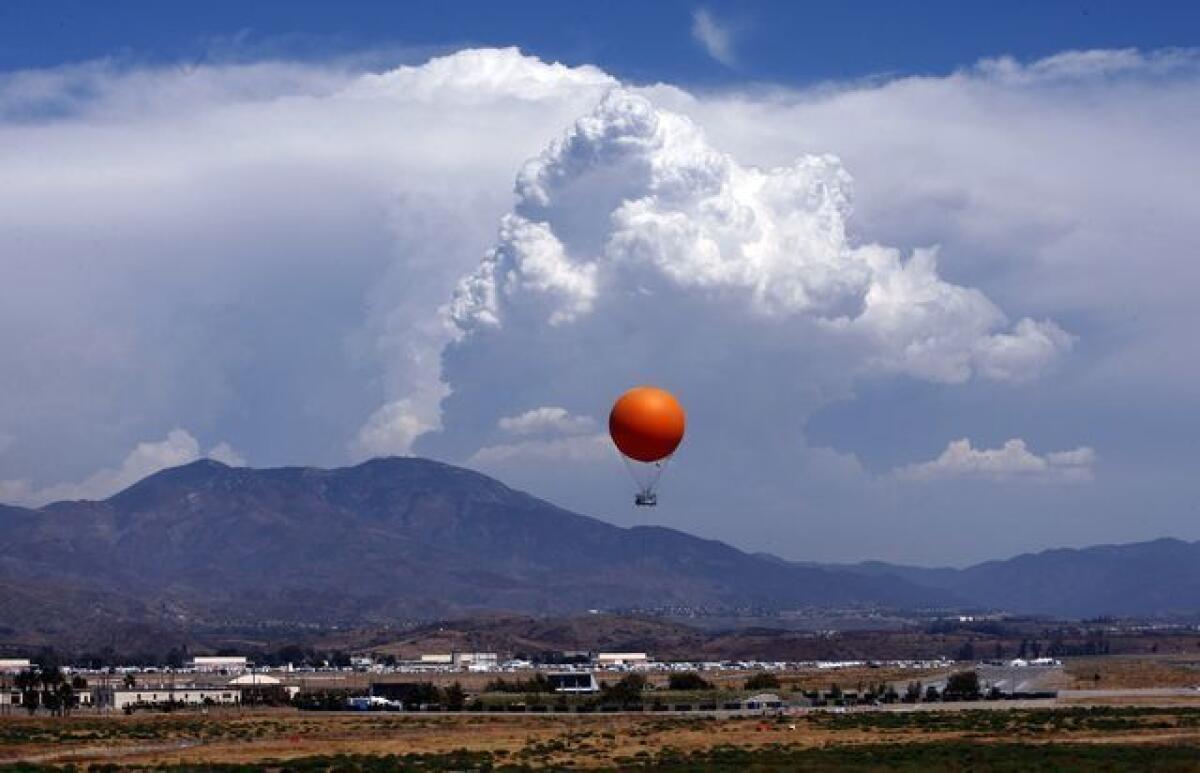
[546, 672, 600, 693]
[95, 686, 240, 710]
[188, 656, 248, 673]
[453, 652, 499, 671]
[228, 673, 299, 702]
[595, 652, 649, 667]
[0, 659, 31, 673]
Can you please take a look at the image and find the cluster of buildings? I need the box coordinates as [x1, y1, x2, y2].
[355, 651, 650, 674]
[0, 656, 300, 712]
[0, 648, 972, 714]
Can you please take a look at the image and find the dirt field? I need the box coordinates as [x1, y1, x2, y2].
[1062, 656, 1200, 689]
[3, 702, 1200, 770]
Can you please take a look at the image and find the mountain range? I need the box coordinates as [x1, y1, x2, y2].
[1, 457, 1197, 650]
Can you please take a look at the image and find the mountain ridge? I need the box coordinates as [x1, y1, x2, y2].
[2, 457, 1198, 652]
[828, 537, 1200, 617]
[0, 457, 948, 647]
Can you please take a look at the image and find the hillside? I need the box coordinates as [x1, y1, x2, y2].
[844, 538, 1200, 618]
[0, 457, 944, 647]
[4, 457, 1199, 654]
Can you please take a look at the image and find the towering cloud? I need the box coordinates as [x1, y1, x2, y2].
[447, 90, 1070, 384]
[3, 46, 1198, 562]
[415, 86, 1080, 550]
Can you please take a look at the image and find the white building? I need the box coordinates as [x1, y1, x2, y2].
[595, 652, 649, 667]
[96, 686, 240, 710]
[745, 692, 784, 710]
[0, 659, 32, 674]
[0, 688, 91, 710]
[453, 652, 499, 671]
[228, 673, 300, 699]
[188, 656, 248, 674]
[419, 654, 453, 665]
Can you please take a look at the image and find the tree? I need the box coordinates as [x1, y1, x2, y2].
[943, 671, 981, 700]
[33, 649, 61, 673]
[443, 682, 466, 711]
[274, 644, 309, 668]
[123, 673, 136, 689]
[33, 667, 68, 716]
[956, 640, 976, 662]
[14, 670, 39, 715]
[165, 647, 186, 670]
[603, 674, 647, 706]
[744, 672, 782, 686]
[53, 682, 75, 716]
[485, 674, 553, 694]
[904, 681, 922, 703]
[924, 685, 941, 702]
[667, 672, 712, 691]
[744, 673, 781, 691]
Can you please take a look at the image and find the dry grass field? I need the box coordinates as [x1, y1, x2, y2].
[1062, 656, 1200, 689]
[2, 702, 1200, 770]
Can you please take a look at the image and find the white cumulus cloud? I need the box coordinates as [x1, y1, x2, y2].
[470, 433, 610, 466]
[447, 89, 1070, 385]
[896, 438, 1096, 482]
[498, 407, 597, 436]
[471, 407, 606, 471]
[0, 429, 245, 506]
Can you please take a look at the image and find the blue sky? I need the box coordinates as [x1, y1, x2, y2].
[1, 2, 1199, 566]
[3, 0, 1198, 84]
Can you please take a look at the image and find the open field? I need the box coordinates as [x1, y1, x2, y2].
[1062, 655, 1200, 689]
[2, 702, 1200, 770]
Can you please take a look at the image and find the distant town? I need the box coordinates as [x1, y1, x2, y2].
[0, 646, 1090, 717]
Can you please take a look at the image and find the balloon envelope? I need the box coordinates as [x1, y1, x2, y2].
[609, 386, 686, 463]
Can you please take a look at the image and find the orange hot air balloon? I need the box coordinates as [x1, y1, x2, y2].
[609, 386, 686, 506]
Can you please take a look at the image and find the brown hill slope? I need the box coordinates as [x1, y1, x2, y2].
[0, 457, 945, 645]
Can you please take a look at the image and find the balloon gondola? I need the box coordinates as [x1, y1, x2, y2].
[608, 386, 686, 507]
